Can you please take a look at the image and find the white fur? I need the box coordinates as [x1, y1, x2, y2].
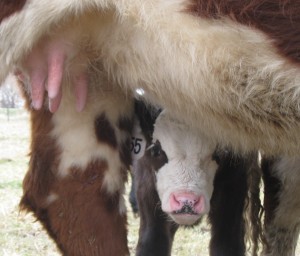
[1, 0, 300, 155]
[45, 193, 59, 206]
[50, 69, 134, 198]
[153, 111, 218, 223]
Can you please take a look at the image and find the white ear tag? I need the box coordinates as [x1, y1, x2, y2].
[131, 117, 147, 161]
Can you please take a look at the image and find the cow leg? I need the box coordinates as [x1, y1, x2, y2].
[19, 76, 134, 255]
[209, 151, 253, 256]
[261, 156, 300, 256]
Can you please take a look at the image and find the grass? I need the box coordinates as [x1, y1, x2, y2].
[0, 108, 299, 256]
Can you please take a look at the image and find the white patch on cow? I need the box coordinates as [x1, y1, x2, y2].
[153, 111, 218, 224]
[51, 72, 133, 196]
[45, 193, 59, 206]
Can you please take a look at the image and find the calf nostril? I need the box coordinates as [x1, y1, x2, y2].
[169, 192, 206, 215]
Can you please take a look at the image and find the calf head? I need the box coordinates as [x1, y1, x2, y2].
[144, 111, 218, 226]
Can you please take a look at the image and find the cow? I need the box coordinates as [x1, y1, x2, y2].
[131, 100, 262, 256]
[1, 1, 300, 255]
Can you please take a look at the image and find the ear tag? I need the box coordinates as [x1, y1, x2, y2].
[131, 117, 147, 161]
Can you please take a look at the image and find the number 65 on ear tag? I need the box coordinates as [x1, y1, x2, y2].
[131, 118, 146, 161]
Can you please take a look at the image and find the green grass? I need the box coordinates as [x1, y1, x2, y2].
[0, 108, 299, 256]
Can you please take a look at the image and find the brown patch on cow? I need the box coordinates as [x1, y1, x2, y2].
[0, 0, 27, 23]
[94, 113, 117, 148]
[119, 138, 132, 168]
[188, 0, 300, 65]
[47, 161, 128, 256]
[21, 156, 129, 255]
[20, 107, 58, 207]
[118, 116, 134, 169]
[118, 116, 133, 133]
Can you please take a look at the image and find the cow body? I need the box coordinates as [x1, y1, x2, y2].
[1, 0, 300, 155]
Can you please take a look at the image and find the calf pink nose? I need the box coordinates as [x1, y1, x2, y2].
[169, 192, 205, 214]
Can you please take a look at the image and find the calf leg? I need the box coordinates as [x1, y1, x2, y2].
[135, 159, 178, 256]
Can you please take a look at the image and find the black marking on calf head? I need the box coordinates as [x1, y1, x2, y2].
[145, 140, 168, 172]
[134, 100, 162, 142]
[173, 203, 198, 215]
[95, 113, 117, 148]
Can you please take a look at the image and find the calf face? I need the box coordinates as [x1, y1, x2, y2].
[145, 111, 218, 225]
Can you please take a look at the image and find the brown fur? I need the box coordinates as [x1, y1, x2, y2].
[94, 113, 117, 148]
[118, 117, 134, 168]
[188, 0, 300, 65]
[0, 0, 27, 22]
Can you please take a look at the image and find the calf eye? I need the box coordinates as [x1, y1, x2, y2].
[149, 141, 162, 157]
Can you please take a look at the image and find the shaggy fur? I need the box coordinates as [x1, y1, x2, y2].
[19, 68, 134, 255]
[1, 0, 300, 155]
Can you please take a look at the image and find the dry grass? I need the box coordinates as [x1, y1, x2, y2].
[0, 108, 299, 256]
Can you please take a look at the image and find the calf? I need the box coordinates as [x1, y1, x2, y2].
[132, 101, 261, 256]
[19, 71, 134, 255]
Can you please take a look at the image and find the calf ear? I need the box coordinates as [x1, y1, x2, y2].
[132, 99, 162, 164]
[134, 99, 162, 141]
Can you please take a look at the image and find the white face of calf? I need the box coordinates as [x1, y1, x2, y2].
[151, 111, 218, 226]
